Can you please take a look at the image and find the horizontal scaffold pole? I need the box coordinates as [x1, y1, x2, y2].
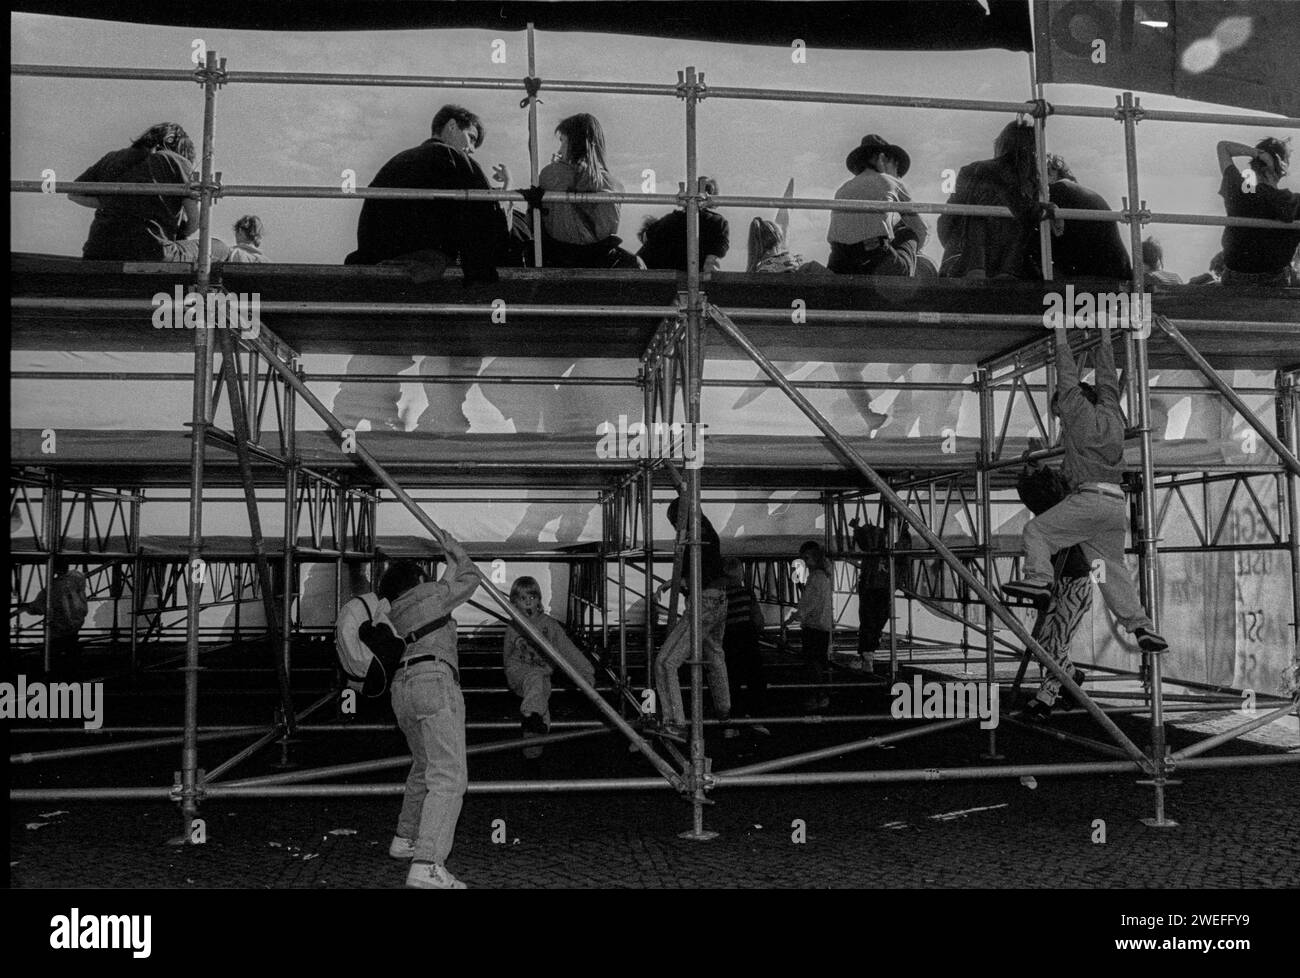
[706, 302, 1153, 772]
[218, 727, 611, 788]
[13, 752, 1299, 802]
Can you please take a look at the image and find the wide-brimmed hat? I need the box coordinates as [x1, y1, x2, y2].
[846, 134, 910, 177]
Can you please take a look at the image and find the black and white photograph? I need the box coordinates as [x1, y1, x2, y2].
[6, 0, 1299, 944]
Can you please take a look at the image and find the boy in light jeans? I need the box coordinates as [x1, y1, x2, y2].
[382, 537, 480, 890]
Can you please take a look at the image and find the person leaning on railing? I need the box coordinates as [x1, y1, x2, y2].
[1045, 154, 1132, 282]
[938, 119, 1040, 280]
[1216, 136, 1300, 287]
[71, 122, 231, 263]
[637, 175, 730, 272]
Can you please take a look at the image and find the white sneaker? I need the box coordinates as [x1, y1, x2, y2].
[388, 836, 416, 860]
[406, 862, 467, 889]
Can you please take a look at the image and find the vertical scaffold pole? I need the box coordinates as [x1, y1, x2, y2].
[1119, 91, 1175, 828]
[642, 372, 656, 695]
[977, 367, 1001, 758]
[129, 487, 142, 672]
[1280, 373, 1300, 688]
[174, 48, 223, 844]
[526, 23, 543, 268]
[679, 65, 716, 841]
[41, 472, 61, 675]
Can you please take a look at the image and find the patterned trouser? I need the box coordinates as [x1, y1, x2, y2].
[1031, 575, 1092, 706]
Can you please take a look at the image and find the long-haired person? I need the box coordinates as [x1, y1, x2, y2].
[746, 217, 810, 273]
[71, 122, 230, 262]
[938, 119, 1041, 280]
[537, 113, 639, 267]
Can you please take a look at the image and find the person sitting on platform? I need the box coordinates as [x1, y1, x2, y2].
[637, 176, 730, 272]
[746, 217, 821, 273]
[827, 133, 926, 276]
[1045, 154, 1132, 281]
[1015, 443, 1091, 721]
[651, 498, 732, 742]
[721, 557, 769, 736]
[225, 215, 268, 263]
[379, 540, 480, 890]
[785, 541, 836, 712]
[23, 558, 88, 678]
[502, 575, 596, 761]
[72, 122, 231, 263]
[1214, 136, 1299, 286]
[345, 104, 510, 283]
[1140, 236, 1182, 289]
[1001, 324, 1169, 655]
[938, 119, 1040, 280]
[537, 113, 639, 268]
[1187, 250, 1226, 286]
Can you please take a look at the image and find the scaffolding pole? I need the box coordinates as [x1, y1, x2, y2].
[1118, 92, 1175, 828]
[173, 48, 223, 845]
[679, 65, 716, 841]
[706, 303, 1152, 773]
[240, 330, 683, 790]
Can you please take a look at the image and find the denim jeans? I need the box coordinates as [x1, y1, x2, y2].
[1022, 491, 1153, 633]
[654, 587, 730, 725]
[392, 659, 467, 864]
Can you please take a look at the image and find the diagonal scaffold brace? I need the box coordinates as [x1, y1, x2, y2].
[706, 303, 1154, 773]
[240, 330, 685, 792]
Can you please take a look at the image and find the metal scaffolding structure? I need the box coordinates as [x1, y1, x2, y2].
[9, 31, 1300, 844]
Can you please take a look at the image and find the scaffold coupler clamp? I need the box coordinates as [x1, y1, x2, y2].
[1113, 93, 1145, 124]
[519, 75, 543, 109]
[675, 67, 708, 101]
[1027, 97, 1054, 119]
[171, 769, 208, 803]
[192, 56, 229, 89]
[1120, 196, 1151, 227]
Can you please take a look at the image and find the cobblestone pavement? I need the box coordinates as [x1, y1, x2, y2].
[10, 712, 1298, 889]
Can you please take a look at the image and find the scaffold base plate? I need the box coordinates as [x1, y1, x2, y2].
[678, 829, 720, 841]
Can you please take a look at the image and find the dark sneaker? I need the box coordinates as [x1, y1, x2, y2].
[1134, 628, 1169, 654]
[1057, 669, 1086, 708]
[653, 722, 688, 743]
[1021, 699, 1053, 722]
[1001, 580, 1052, 605]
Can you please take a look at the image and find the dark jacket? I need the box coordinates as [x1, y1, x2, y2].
[1056, 330, 1125, 488]
[938, 159, 1039, 279]
[637, 209, 730, 271]
[346, 138, 508, 281]
[1048, 180, 1133, 281]
[76, 147, 198, 260]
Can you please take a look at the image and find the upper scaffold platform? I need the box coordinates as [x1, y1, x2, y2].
[8, 429, 1273, 489]
[11, 255, 1299, 370]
